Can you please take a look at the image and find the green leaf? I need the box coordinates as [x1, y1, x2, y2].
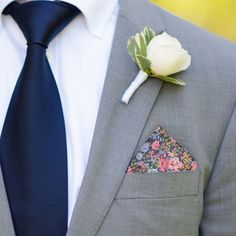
[127, 33, 148, 63]
[143, 27, 156, 45]
[127, 27, 156, 66]
[155, 75, 186, 86]
[136, 55, 151, 72]
[127, 37, 138, 63]
[139, 34, 147, 57]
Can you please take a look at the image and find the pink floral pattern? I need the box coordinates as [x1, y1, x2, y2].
[127, 126, 198, 174]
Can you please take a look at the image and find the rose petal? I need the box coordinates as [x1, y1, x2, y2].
[147, 45, 191, 76]
[147, 31, 182, 50]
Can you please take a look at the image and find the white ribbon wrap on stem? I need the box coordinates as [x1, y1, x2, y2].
[121, 70, 149, 104]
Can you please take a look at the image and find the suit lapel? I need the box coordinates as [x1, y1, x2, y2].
[0, 168, 15, 235]
[67, 0, 165, 235]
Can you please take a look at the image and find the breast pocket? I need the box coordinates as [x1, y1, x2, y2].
[115, 170, 201, 199]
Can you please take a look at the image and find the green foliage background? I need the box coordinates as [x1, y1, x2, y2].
[152, 0, 236, 43]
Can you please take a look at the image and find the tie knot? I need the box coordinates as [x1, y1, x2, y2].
[3, 1, 80, 48]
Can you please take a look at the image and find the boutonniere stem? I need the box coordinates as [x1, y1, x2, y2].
[121, 27, 191, 104]
[122, 70, 148, 104]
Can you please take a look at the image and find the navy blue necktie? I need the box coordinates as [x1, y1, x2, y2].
[0, 1, 79, 235]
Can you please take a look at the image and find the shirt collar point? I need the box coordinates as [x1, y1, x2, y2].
[76, 0, 119, 38]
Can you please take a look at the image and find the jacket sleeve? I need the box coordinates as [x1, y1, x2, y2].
[200, 104, 236, 235]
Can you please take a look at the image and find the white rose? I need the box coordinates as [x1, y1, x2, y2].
[146, 31, 191, 76]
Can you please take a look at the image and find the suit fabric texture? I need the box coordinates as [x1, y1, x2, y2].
[0, 0, 236, 235]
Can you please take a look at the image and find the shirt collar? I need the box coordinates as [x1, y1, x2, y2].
[0, 0, 11, 30]
[0, 0, 119, 37]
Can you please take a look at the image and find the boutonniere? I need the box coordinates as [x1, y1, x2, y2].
[121, 27, 191, 104]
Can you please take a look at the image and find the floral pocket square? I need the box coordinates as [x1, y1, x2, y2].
[127, 126, 198, 174]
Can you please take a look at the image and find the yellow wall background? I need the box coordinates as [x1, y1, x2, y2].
[152, 0, 236, 43]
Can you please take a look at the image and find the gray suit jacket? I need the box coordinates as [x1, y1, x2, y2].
[1, 0, 236, 235]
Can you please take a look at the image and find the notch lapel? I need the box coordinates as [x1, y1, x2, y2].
[67, 0, 165, 235]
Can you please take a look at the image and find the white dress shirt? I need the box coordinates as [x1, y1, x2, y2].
[0, 0, 119, 226]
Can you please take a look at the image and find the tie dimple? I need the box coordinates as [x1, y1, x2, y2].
[4, 1, 79, 47]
